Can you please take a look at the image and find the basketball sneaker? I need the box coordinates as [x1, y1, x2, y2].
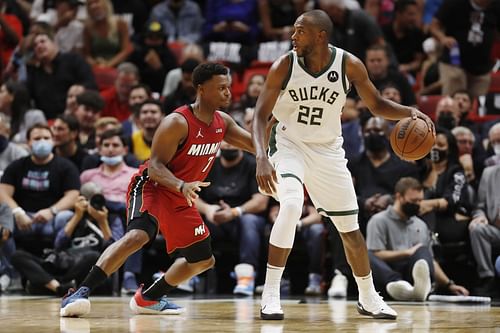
[233, 263, 255, 296]
[412, 259, 431, 301]
[357, 292, 397, 320]
[260, 289, 284, 320]
[304, 273, 322, 296]
[129, 285, 184, 315]
[60, 287, 91, 317]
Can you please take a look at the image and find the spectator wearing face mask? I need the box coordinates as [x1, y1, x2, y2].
[348, 117, 420, 232]
[419, 128, 474, 247]
[0, 123, 80, 254]
[435, 96, 460, 131]
[367, 177, 469, 301]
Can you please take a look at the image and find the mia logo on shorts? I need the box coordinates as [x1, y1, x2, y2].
[194, 224, 206, 236]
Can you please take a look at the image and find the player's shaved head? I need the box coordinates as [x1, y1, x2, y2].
[301, 9, 333, 39]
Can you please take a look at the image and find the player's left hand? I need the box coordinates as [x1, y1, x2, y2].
[410, 108, 435, 137]
[182, 181, 211, 207]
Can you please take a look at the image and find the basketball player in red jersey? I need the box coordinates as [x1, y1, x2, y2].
[61, 63, 254, 317]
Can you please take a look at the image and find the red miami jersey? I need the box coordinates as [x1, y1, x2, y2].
[126, 105, 227, 253]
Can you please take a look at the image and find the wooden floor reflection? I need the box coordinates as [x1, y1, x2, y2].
[1, 295, 499, 333]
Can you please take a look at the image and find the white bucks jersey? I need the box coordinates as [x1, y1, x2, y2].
[272, 46, 349, 143]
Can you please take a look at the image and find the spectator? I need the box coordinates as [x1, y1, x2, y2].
[81, 117, 140, 170]
[80, 130, 139, 294]
[382, 0, 425, 78]
[64, 84, 85, 115]
[419, 128, 473, 245]
[468, 164, 500, 296]
[0, 123, 80, 254]
[110, 0, 149, 39]
[122, 83, 151, 137]
[435, 96, 460, 131]
[128, 20, 177, 94]
[258, 0, 305, 41]
[52, 114, 88, 171]
[0, 80, 46, 145]
[452, 126, 485, 187]
[131, 100, 164, 162]
[74, 90, 105, 151]
[348, 117, 420, 230]
[150, 0, 204, 44]
[161, 43, 205, 97]
[30, 0, 87, 27]
[340, 97, 363, 161]
[367, 177, 469, 301]
[0, 113, 28, 177]
[484, 122, 500, 167]
[365, 45, 417, 107]
[417, 37, 441, 96]
[101, 62, 139, 122]
[318, 0, 385, 61]
[54, 0, 84, 53]
[452, 90, 477, 132]
[162, 59, 198, 115]
[429, 0, 500, 97]
[229, 73, 265, 124]
[0, 0, 23, 74]
[10, 182, 124, 296]
[380, 83, 402, 104]
[197, 140, 268, 296]
[202, 0, 260, 45]
[27, 31, 97, 120]
[83, 0, 133, 68]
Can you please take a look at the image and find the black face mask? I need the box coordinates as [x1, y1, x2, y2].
[0, 135, 8, 153]
[220, 149, 240, 161]
[364, 133, 387, 152]
[401, 202, 420, 217]
[437, 113, 456, 130]
[430, 148, 448, 163]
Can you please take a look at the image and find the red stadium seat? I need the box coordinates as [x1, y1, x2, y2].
[417, 94, 442, 121]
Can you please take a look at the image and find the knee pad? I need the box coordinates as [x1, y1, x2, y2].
[330, 214, 359, 233]
[270, 177, 304, 249]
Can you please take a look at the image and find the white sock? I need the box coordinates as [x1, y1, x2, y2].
[263, 263, 284, 296]
[354, 271, 377, 299]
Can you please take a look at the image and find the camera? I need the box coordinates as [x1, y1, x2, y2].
[89, 194, 106, 210]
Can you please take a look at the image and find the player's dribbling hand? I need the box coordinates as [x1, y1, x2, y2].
[182, 181, 210, 207]
[256, 156, 278, 197]
[410, 108, 435, 137]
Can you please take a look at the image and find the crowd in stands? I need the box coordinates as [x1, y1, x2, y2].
[0, 0, 499, 301]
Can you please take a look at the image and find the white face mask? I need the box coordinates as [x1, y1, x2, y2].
[493, 143, 500, 156]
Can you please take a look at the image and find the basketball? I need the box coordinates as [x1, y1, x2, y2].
[390, 117, 435, 161]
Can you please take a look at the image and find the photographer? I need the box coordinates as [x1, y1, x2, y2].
[10, 183, 124, 296]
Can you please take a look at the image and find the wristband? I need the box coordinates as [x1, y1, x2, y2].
[236, 206, 244, 216]
[12, 207, 25, 216]
[50, 206, 59, 216]
[179, 181, 185, 193]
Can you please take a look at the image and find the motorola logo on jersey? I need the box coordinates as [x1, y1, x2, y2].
[327, 71, 339, 82]
[187, 142, 221, 156]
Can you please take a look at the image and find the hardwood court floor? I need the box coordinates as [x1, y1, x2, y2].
[1, 296, 499, 333]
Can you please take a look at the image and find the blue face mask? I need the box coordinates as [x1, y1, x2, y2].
[31, 139, 53, 158]
[100, 155, 123, 166]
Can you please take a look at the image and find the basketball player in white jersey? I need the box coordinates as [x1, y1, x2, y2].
[252, 10, 434, 320]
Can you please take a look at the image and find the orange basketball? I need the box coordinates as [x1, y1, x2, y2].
[390, 117, 435, 161]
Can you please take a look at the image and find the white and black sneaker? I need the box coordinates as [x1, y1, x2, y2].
[260, 291, 284, 320]
[357, 292, 397, 320]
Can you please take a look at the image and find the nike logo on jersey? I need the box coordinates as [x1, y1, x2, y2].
[288, 86, 339, 105]
[187, 142, 221, 156]
[196, 128, 203, 138]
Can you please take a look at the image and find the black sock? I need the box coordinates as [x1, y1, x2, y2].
[142, 275, 176, 300]
[80, 265, 108, 292]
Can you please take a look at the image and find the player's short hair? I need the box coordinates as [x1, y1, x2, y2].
[303, 10, 333, 39]
[192, 62, 228, 87]
[395, 177, 422, 196]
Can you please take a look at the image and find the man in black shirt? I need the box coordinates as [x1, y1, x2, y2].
[52, 114, 88, 171]
[27, 32, 97, 119]
[430, 0, 500, 97]
[196, 141, 268, 296]
[0, 123, 80, 253]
